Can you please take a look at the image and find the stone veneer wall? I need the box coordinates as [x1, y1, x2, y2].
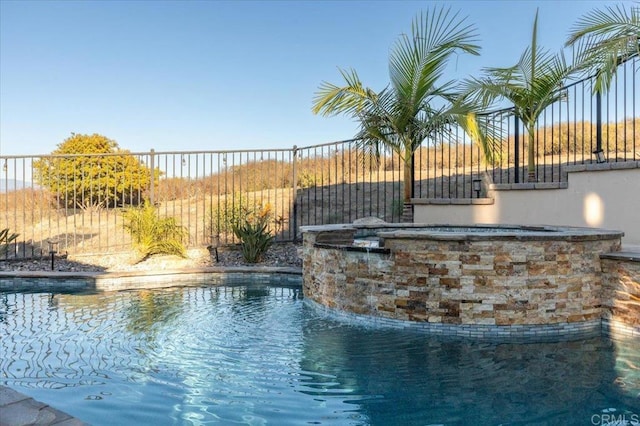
[302, 226, 623, 329]
[601, 254, 640, 338]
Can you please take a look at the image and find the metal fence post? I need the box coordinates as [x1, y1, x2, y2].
[291, 145, 298, 242]
[596, 91, 602, 155]
[514, 115, 520, 184]
[410, 152, 415, 198]
[149, 149, 155, 205]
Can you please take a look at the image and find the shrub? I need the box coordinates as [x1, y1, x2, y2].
[207, 193, 247, 237]
[123, 202, 187, 261]
[231, 204, 274, 263]
[33, 133, 154, 209]
[297, 170, 320, 188]
[0, 228, 19, 256]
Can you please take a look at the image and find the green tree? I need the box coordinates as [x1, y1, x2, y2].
[312, 7, 492, 205]
[566, 3, 640, 94]
[33, 133, 153, 209]
[462, 10, 576, 182]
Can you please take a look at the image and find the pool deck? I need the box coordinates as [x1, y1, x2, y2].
[0, 386, 87, 426]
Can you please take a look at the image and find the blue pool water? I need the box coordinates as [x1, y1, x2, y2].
[1, 280, 639, 425]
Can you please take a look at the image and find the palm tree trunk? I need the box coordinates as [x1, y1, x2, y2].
[527, 127, 536, 182]
[402, 157, 414, 223]
[403, 157, 412, 203]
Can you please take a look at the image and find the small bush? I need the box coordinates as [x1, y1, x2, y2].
[0, 228, 19, 256]
[123, 202, 188, 261]
[231, 204, 274, 263]
[207, 193, 247, 237]
[297, 170, 320, 188]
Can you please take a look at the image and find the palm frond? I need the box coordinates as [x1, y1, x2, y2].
[460, 113, 500, 165]
[567, 3, 639, 45]
[389, 7, 480, 120]
[567, 3, 640, 93]
[312, 68, 377, 117]
[462, 31, 573, 126]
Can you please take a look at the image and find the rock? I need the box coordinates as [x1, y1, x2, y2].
[0, 242, 302, 272]
[353, 216, 386, 225]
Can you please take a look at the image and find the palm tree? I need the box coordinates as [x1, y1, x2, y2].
[312, 7, 488, 207]
[462, 10, 576, 182]
[566, 2, 640, 94]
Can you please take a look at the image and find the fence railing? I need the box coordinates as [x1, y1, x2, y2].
[1, 57, 637, 259]
[414, 56, 638, 198]
[0, 149, 299, 259]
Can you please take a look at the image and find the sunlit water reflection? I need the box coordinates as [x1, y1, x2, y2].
[1, 282, 638, 425]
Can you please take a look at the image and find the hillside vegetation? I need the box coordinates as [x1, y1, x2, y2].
[1, 118, 638, 258]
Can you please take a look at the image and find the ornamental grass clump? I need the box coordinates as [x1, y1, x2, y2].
[231, 204, 274, 263]
[123, 202, 187, 262]
[0, 228, 19, 257]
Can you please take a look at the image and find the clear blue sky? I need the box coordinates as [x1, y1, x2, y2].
[0, 0, 630, 156]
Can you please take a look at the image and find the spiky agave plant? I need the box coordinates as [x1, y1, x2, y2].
[231, 204, 274, 263]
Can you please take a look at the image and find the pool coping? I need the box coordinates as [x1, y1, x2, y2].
[0, 385, 88, 426]
[0, 265, 302, 280]
[0, 266, 303, 293]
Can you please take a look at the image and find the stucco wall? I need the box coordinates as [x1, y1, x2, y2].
[413, 163, 640, 245]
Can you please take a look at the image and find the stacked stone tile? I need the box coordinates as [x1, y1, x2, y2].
[302, 223, 637, 338]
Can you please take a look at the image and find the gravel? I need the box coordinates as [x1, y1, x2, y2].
[0, 242, 303, 273]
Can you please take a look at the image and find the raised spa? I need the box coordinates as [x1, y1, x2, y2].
[301, 222, 624, 338]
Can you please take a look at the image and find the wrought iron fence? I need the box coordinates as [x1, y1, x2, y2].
[414, 56, 638, 198]
[1, 57, 637, 259]
[294, 141, 404, 227]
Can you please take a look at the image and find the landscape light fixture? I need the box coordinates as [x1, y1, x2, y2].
[209, 234, 220, 262]
[593, 149, 606, 164]
[47, 239, 59, 271]
[472, 179, 482, 198]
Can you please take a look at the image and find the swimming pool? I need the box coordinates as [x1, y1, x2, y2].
[1, 280, 639, 425]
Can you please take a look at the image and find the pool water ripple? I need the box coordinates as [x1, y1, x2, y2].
[1, 283, 639, 425]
